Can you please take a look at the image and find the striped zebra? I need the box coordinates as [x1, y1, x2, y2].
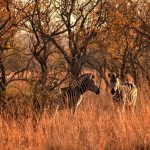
[108, 72, 137, 111]
[54, 73, 100, 115]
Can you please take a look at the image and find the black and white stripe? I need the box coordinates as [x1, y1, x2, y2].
[108, 73, 137, 111]
[55, 73, 100, 114]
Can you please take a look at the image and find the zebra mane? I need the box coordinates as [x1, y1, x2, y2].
[77, 73, 92, 80]
[72, 73, 93, 87]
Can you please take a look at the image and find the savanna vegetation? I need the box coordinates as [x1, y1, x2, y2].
[0, 0, 150, 149]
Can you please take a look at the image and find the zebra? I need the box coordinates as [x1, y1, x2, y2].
[108, 72, 137, 111]
[54, 73, 100, 115]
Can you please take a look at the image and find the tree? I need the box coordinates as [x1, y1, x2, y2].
[96, 0, 149, 85]
[0, 0, 17, 91]
[51, 0, 107, 81]
[13, 0, 68, 86]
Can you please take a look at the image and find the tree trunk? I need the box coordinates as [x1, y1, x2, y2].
[39, 63, 48, 86]
[69, 59, 82, 81]
[120, 64, 126, 82]
[0, 56, 6, 91]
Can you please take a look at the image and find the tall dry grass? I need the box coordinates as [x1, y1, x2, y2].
[0, 85, 150, 150]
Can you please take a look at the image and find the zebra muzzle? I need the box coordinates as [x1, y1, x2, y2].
[96, 88, 100, 94]
[111, 88, 116, 95]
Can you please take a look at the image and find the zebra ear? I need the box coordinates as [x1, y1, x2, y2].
[116, 73, 120, 78]
[108, 73, 111, 78]
[92, 74, 95, 78]
[90, 74, 94, 79]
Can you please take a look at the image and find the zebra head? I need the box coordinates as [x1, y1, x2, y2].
[76, 73, 100, 95]
[108, 72, 120, 95]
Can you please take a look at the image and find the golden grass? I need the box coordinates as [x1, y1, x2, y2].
[0, 87, 150, 150]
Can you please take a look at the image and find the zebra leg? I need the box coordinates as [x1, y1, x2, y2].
[73, 103, 79, 115]
[128, 104, 135, 113]
[53, 105, 60, 117]
[121, 95, 128, 112]
[69, 102, 75, 114]
[130, 95, 137, 113]
[72, 97, 82, 115]
[70, 101, 77, 115]
[70, 106, 76, 115]
[114, 104, 120, 113]
[70, 100, 78, 115]
[122, 104, 125, 112]
[112, 101, 119, 112]
[120, 101, 126, 112]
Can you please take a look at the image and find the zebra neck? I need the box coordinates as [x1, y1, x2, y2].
[76, 86, 86, 95]
[115, 84, 120, 91]
[111, 85, 120, 95]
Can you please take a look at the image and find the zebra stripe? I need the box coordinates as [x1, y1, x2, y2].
[55, 73, 100, 115]
[108, 73, 137, 111]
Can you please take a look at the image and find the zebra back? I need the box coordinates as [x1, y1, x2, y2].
[70, 73, 94, 87]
